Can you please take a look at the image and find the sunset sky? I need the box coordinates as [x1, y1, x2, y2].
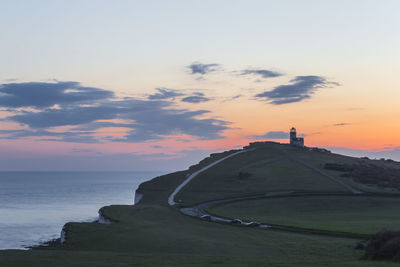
[1, 0, 399, 171]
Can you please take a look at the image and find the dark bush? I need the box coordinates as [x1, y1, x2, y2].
[238, 172, 252, 179]
[324, 163, 354, 172]
[355, 241, 365, 250]
[324, 162, 400, 189]
[365, 230, 400, 261]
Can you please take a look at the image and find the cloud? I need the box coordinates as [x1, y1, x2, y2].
[333, 123, 351, 126]
[250, 131, 289, 140]
[181, 92, 211, 103]
[9, 102, 230, 141]
[151, 145, 165, 149]
[241, 69, 282, 78]
[0, 81, 113, 108]
[10, 105, 122, 128]
[187, 62, 220, 75]
[0, 129, 99, 143]
[232, 94, 242, 99]
[72, 121, 134, 131]
[116, 108, 229, 142]
[255, 76, 339, 105]
[0, 81, 230, 143]
[71, 148, 97, 153]
[148, 88, 184, 100]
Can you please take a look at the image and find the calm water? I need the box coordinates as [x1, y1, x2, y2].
[0, 171, 163, 250]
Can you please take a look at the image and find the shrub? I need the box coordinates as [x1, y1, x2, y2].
[238, 172, 252, 179]
[324, 162, 400, 189]
[365, 230, 400, 261]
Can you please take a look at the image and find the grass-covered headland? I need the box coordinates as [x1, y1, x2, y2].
[1, 142, 400, 266]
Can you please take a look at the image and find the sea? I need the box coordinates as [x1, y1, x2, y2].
[0, 171, 164, 250]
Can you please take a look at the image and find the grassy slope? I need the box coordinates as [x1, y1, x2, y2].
[210, 195, 400, 235]
[177, 143, 350, 206]
[1, 143, 399, 266]
[288, 147, 400, 194]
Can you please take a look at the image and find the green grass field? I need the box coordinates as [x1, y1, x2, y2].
[287, 146, 400, 194]
[177, 144, 352, 206]
[1, 142, 400, 266]
[209, 195, 400, 235]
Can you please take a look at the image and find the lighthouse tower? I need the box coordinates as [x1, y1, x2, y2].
[290, 127, 297, 142]
[289, 127, 304, 147]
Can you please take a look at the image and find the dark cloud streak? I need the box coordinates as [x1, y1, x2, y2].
[255, 76, 339, 105]
[148, 88, 184, 100]
[241, 69, 282, 78]
[0, 81, 113, 108]
[181, 92, 211, 103]
[250, 131, 289, 140]
[333, 123, 351, 126]
[0, 129, 99, 143]
[187, 62, 220, 75]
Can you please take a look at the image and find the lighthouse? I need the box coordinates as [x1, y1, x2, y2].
[289, 127, 304, 147]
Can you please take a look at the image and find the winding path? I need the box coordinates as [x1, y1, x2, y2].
[181, 192, 372, 238]
[168, 149, 253, 206]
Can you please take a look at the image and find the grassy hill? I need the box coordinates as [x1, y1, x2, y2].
[176, 143, 352, 206]
[1, 142, 400, 266]
[209, 195, 400, 235]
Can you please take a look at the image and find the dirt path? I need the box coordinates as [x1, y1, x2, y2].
[168, 148, 254, 206]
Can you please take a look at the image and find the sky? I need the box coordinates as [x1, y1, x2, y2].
[0, 0, 399, 171]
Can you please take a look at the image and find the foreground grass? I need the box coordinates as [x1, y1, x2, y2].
[2, 250, 399, 267]
[0, 201, 394, 266]
[210, 195, 400, 235]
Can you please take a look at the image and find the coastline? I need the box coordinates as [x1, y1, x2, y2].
[0, 184, 146, 251]
[0, 171, 161, 251]
[26, 187, 145, 250]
